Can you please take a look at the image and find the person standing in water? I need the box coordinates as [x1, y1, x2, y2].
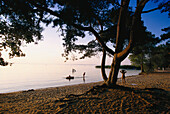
[83, 72, 86, 82]
[120, 70, 127, 84]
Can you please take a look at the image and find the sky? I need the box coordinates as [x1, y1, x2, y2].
[2, 0, 170, 66]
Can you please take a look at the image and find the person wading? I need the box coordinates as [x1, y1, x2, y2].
[83, 72, 86, 82]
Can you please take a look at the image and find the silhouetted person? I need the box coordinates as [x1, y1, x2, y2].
[83, 72, 86, 82]
[83, 72, 86, 77]
[120, 70, 127, 84]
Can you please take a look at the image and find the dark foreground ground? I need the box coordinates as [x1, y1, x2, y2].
[0, 71, 170, 113]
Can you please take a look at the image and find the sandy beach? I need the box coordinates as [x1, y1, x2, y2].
[0, 72, 170, 113]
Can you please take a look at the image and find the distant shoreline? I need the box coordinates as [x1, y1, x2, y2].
[95, 65, 141, 70]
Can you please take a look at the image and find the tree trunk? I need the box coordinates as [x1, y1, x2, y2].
[141, 63, 144, 73]
[141, 55, 144, 73]
[104, 54, 120, 87]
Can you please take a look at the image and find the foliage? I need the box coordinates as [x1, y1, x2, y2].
[0, 0, 45, 65]
[129, 31, 161, 72]
[0, 0, 169, 86]
[129, 27, 170, 72]
[151, 42, 170, 70]
[160, 27, 170, 42]
[0, 57, 8, 66]
[0, 0, 169, 64]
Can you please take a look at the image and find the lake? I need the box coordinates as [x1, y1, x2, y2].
[0, 64, 140, 93]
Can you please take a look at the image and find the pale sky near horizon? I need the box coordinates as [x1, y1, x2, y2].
[1, 1, 170, 66]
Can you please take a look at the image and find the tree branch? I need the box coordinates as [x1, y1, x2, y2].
[88, 27, 115, 55]
[115, 0, 130, 53]
[137, 0, 139, 6]
[72, 24, 115, 56]
[97, 19, 103, 32]
[72, 24, 92, 31]
[142, 1, 169, 13]
[27, 0, 115, 55]
[137, 0, 149, 7]
[117, 0, 149, 60]
[27, 0, 61, 18]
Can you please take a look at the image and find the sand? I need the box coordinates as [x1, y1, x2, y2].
[0, 72, 170, 113]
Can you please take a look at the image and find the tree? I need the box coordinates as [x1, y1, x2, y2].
[0, 0, 43, 65]
[151, 42, 170, 70]
[0, 0, 169, 86]
[129, 26, 170, 73]
[147, 27, 170, 71]
[129, 31, 160, 73]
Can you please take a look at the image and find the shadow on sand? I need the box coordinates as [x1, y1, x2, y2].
[55, 84, 170, 113]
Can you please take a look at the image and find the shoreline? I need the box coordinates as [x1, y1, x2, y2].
[1, 71, 170, 94]
[0, 72, 169, 113]
[0, 72, 140, 94]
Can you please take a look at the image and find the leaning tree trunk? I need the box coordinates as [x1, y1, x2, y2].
[101, 50, 121, 86]
[107, 54, 121, 86]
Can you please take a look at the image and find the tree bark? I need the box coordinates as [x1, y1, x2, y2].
[115, 0, 130, 53]
[141, 55, 144, 73]
[104, 54, 120, 86]
[101, 49, 108, 82]
[141, 63, 144, 73]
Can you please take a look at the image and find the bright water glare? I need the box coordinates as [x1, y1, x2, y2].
[0, 64, 140, 93]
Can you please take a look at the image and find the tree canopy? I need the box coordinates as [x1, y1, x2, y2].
[152, 42, 170, 70]
[0, 0, 169, 86]
[129, 25, 170, 73]
[129, 31, 160, 73]
[0, 0, 168, 62]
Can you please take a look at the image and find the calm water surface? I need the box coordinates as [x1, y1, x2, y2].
[0, 64, 140, 93]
